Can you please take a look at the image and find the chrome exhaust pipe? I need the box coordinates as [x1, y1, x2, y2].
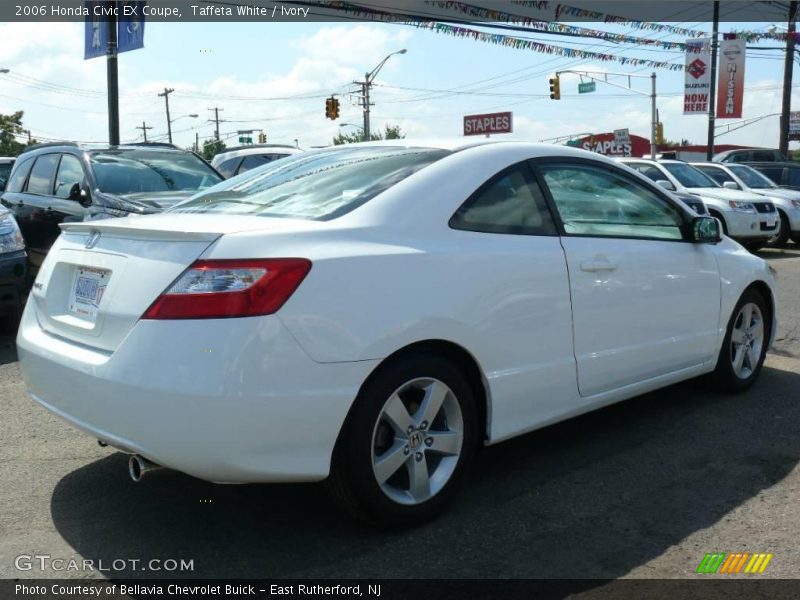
[128, 454, 163, 482]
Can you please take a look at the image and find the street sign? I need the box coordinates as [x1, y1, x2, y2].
[614, 128, 631, 144]
[463, 111, 513, 136]
[578, 81, 596, 94]
[790, 112, 800, 141]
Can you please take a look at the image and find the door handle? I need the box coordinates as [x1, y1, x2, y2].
[580, 257, 618, 272]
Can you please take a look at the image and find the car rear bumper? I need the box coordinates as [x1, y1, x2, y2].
[0, 249, 27, 317]
[16, 306, 378, 483]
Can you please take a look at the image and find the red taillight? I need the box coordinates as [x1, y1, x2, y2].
[142, 258, 311, 320]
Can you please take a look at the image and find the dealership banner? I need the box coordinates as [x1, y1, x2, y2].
[716, 36, 746, 119]
[684, 37, 712, 114]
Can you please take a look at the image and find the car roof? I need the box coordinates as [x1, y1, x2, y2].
[20, 142, 190, 155]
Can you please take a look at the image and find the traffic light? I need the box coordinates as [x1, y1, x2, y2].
[325, 97, 334, 119]
[549, 75, 561, 100]
[258, 132, 266, 144]
[656, 122, 664, 145]
[332, 98, 340, 120]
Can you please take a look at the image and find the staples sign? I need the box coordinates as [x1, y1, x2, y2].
[463, 111, 513, 136]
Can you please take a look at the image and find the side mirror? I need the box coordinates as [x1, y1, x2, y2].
[656, 179, 676, 191]
[68, 182, 92, 207]
[691, 216, 722, 243]
[723, 181, 740, 190]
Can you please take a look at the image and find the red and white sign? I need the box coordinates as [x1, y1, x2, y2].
[463, 111, 513, 136]
[684, 37, 712, 115]
[716, 37, 746, 119]
[571, 132, 651, 157]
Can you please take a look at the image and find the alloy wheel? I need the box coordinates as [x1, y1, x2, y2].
[730, 302, 764, 380]
[371, 377, 463, 506]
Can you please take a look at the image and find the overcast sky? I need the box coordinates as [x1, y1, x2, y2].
[0, 18, 795, 150]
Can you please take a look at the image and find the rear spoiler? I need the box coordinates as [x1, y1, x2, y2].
[60, 221, 222, 243]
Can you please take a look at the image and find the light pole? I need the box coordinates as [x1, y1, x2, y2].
[166, 114, 198, 144]
[358, 49, 406, 141]
[339, 122, 365, 141]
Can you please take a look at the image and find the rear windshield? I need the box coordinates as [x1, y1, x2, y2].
[662, 163, 719, 188]
[728, 165, 776, 189]
[170, 146, 451, 221]
[90, 150, 222, 194]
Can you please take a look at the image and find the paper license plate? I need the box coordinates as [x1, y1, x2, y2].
[68, 267, 110, 322]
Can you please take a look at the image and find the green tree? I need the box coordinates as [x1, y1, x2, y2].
[202, 139, 227, 161]
[333, 124, 405, 145]
[0, 111, 34, 156]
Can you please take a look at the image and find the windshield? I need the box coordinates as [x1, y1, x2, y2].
[728, 165, 777, 189]
[90, 150, 222, 194]
[170, 146, 451, 221]
[662, 163, 720, 188]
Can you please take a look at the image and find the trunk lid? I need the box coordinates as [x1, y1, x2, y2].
[29, 214, 308, 352]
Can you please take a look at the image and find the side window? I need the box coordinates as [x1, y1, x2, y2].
[752, 151, 774, 162]
[449, 162, 556, 235]
[698, 167, 734, 185]
[539, 163, 684, 241]
[53, 155, 85, 198]
[238, 154, 271, 174]
[626, 163, 664, 182]
[788, 168, 800, 188]
[216, 157, 242, 178]
[757, 167, 782, 184]
[26, 154, 59, 196]
[5, 157, 33, 193]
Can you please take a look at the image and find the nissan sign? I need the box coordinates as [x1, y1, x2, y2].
[463, 111, 513, 136]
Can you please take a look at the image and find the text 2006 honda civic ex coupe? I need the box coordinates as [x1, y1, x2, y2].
[18, 141, 777, 527]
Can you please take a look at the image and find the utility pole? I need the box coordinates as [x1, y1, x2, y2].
[706, 0, 720, 160]
[362, 81, 371, 140]
[195, 131, 199, 153]
[780, 1, 798, 155]
[136, 121, 152, 142]
[650, 72, 657, 159]
[159, 87, 174, 143]
[106, 0, 119, 145]
[208, 106, 223, 141]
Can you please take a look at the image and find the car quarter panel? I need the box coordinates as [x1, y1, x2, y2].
[203, 145, 581, 442]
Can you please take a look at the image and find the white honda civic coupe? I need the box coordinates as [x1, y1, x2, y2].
[17, 141, 777, 527]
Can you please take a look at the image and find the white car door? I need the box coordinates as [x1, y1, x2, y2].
[534, 159, 721, 397]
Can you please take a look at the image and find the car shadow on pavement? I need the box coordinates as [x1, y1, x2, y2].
[50, 363, 800, 580]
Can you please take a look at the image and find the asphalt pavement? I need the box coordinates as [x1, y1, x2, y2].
[1, 247, 800, 581]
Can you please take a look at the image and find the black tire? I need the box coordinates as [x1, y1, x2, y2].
[705, 289, 770, 393]
[0, 308, 19, 335]
[326, 352, 478, 528]
[792, 234, 800, 245]
[766, 210, 790, 247]
[745, 242, 764, 252]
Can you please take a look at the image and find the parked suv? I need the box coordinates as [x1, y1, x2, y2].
[211, 144, 303, 178]
[693, 162, 800, 246]
[745, 162, 800, 191]
[714, 148, 787, 163]
[618, 158, 778, 250]
[0, 207, 27, 331]
[0, 143, 223, 271]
